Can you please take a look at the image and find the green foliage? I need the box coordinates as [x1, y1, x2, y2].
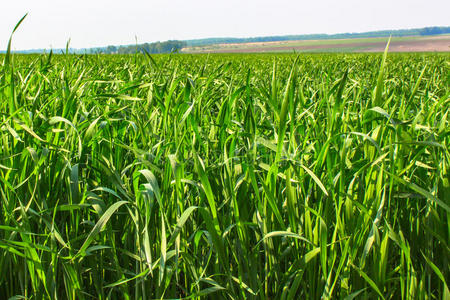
[0, 51, 449, 299]
[112, 40, 187, 54]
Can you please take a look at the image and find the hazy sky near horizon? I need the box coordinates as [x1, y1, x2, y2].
[1, 0, 449, 50]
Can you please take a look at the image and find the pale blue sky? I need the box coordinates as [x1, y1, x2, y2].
[1, 0, 449, 50]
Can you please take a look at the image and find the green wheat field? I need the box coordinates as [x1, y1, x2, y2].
[1, 43, 449, 299]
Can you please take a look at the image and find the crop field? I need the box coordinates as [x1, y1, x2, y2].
[184, 35, 450, 53]
[0, 49, 449, 299]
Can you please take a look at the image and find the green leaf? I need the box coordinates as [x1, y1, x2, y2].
[75, 200, 128, 258]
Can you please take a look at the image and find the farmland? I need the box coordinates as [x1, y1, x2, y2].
[183, 35, 450, 53]
[0, 50, 449, 299]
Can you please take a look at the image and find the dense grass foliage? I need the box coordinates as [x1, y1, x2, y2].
[0, 52, 449, 299]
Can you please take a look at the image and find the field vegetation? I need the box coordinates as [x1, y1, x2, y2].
[0, 41, 449, 299]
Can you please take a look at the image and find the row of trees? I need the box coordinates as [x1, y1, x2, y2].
[90, 40, 187, 54]
[419, 27, 450, 36]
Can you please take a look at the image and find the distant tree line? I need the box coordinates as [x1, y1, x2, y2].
[419, 27, 450, 36]
[89, 40, 187, 54]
